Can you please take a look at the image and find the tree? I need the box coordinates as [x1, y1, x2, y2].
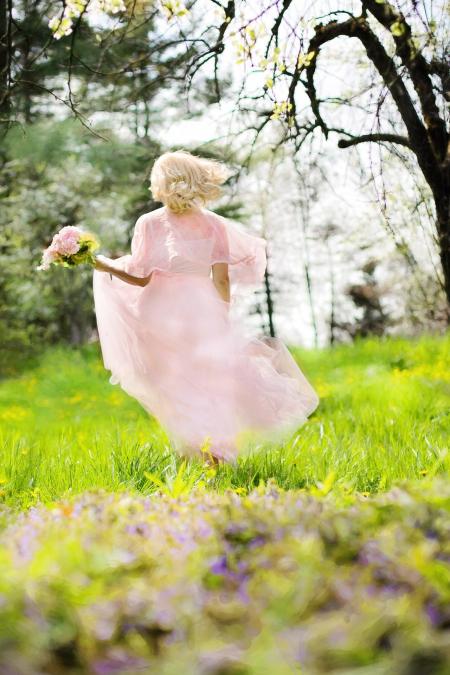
[0, 0, 10, 122]
[0, 0, 201, 133]
[305, 3, 449, 316]
[48, 0, 447, 315]
[188, 0, 449, 314]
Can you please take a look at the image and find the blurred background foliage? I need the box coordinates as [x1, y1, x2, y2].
[0, 120, 163, 374]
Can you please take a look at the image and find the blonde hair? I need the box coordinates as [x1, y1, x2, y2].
[149, 150, 231, 214]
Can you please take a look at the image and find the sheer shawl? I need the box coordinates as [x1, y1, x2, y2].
[106, 208, 267, 295]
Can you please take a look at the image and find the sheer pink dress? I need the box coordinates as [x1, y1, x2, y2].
[93, 205, 319, 460]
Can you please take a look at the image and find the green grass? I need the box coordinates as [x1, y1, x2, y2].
[0, 334, 449, 673]
[0, 333, 449, 508]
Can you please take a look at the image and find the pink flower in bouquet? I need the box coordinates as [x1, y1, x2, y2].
[37, 225, 100, 271]
[55, 226, 81, 255]
[37, 244, 59, 271]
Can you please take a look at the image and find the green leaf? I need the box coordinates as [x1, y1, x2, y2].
[390, 21, 406, 37]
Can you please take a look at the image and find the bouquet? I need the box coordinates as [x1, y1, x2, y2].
[37, 226, 100, 271]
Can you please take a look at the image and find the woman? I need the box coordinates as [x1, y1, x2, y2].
[93, 149, 319, 462]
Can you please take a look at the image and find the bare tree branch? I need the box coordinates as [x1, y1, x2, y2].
[303, 15, 440, 193]
[338, 133, 411, 148]
[362, 0, 448, 160]
[264, 0, 294, 58]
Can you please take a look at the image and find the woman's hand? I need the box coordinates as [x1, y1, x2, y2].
[95, 254, 152, 287]
[94, 255, 113, 272]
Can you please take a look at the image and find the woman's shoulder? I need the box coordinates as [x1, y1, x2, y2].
[134, 208, 166, 235]
[201, 207, 227, 232]
[202, 206, 222, 220]
[139, 207, 165, 223]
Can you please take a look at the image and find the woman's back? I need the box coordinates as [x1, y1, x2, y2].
[122, 205, 267, 291]
[142, 206, 220, 278]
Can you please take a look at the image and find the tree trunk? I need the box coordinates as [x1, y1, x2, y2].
[435, 163, 450, 317]
[0, 0, 9, 120]
[263, 263, 276, 338]
[325, 236, 336, 345]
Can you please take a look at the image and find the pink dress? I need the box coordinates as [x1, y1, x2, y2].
[93, 206, 319, 460]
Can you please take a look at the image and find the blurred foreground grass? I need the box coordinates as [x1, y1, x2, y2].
[0, 480, 449, 674]
[0, 333, 448, 507]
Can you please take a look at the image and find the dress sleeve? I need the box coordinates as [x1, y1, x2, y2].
[211, 214, 267, 288]
[128, 215, 150, 277]
[108, 214, 154, 278]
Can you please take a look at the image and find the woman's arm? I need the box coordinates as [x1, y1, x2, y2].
[212, 262, 230, 303]
[94, 257, 152, 288]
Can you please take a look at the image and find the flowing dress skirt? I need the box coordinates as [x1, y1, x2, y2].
[93, 266, 319, 460]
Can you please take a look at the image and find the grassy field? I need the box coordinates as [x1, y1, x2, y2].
[0, 333, 448, 508]
[0, 334, 449, 673]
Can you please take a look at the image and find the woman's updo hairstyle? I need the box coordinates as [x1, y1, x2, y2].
[149, 149, 232, 214]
